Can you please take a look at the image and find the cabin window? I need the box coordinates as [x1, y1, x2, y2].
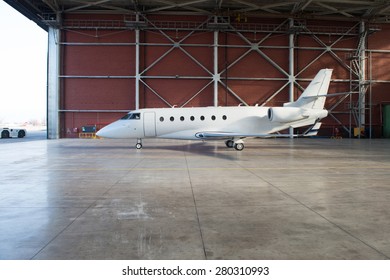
[160, 117, 164, 122]
[222, 115, 227, 120]
[190, 116, 195, 121]
[180, 116, 185, 121]
[211, 115, 216, 121]
[121, 113, 131, 120]
[121, 113, 140, 120]
[200, 116, 205, 121]
[170, 116, 174, 122]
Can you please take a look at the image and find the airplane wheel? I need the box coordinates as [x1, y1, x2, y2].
[234, 143, 244, 151]
[135, 143, 142, 149]
[225, 140, 234, 148]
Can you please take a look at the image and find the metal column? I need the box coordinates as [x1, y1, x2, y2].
[358, 21, 366, 138]
[135, 14, 140, 110]
[289, 18, 295, 138]
[213, 18, 219, 107]
[47, 27, 60, 139]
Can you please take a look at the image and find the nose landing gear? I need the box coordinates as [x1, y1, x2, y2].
[135, 139, 143, 149]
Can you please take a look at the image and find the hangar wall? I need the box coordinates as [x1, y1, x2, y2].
[52, 14, 390, 138]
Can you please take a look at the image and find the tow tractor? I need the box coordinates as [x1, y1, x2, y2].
[0, 128, 27, 138]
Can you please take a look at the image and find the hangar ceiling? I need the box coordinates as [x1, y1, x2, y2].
[5, 0, 390, 30]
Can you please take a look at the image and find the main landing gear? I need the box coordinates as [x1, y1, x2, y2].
[135, 139, 142, 149]
[135, 138, 244, 151]
[225, 139, 245, 151]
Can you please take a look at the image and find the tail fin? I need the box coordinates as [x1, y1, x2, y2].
[284, 69, 333, 109]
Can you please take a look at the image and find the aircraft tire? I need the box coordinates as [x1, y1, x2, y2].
[225, 140, 234, 148]
[135, 143, 142, 149]
[234, 143, 244, 151]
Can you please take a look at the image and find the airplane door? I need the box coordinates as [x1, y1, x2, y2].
[143, 112, 156, 137]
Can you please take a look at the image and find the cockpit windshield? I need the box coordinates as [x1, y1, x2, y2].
[121, 113, 141, 120]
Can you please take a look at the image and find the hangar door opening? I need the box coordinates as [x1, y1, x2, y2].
[143, 112, 156, 137]
[0, 1, 47, 131]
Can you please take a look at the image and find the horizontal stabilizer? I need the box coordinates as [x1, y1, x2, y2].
[302, 91, 359, 99]
[303, 122, 322, 136]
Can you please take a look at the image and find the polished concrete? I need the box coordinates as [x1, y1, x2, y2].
[1, 135, 390, 260]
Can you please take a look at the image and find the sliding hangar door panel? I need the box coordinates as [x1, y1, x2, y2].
[58, 15, 390, 138]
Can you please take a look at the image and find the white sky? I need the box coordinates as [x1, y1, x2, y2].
[0, 0, 47, 124]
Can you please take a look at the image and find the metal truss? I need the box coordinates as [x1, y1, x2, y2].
[54, 15, 386, 139]
[135, 16, 214, 108]
[14, 0, 390, 27]
[135, 16, 380, 139]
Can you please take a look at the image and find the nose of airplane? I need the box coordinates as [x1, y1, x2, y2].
[96, 121, 131, 139]
[96, 126, 110, 138]
[96, 122, 120, 138]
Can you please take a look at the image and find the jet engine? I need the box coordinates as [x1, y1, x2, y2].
[268, 107, 328, 123]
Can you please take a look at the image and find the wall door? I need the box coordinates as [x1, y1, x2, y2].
[143, 112, 156, 137]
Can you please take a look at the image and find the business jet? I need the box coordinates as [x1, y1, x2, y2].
[96, 69, 333, 151]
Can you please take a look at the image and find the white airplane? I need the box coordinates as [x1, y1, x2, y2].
[96, 69, 332, 151]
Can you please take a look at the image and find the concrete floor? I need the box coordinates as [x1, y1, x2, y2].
[1, 136, 390, 260]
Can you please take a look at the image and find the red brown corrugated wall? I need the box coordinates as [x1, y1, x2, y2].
[60, 14, 390, 138]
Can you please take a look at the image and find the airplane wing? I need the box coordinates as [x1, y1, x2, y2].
[195, 132, 271, 139]
[195, 122, 322, 139]
[195, 131, 298, 139]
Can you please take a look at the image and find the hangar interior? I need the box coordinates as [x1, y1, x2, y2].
[5, 0, 390, 139]
[2, 0, 390, 261]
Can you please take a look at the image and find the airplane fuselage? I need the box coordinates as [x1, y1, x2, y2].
[98, 106, 290, 141]
[96, 69, 332, 150]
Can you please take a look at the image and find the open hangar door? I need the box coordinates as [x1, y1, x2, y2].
[6, 0, 389, 139]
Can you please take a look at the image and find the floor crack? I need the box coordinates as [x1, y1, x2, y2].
[184, 151, 208, 260]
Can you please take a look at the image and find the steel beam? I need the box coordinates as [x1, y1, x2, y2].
[358, 21, 367, 138]
[181, 80, 214, 107]
[139, 80, 173, 107]
[47, 27, 60, 139]
[135, 14, 140, 110]
[58, 110, 129, 113]
[138, 18, 213, 107]
[261, 82, 290, 106]
[214, 19, 219, 106]
[219, 81, 249, 106]
[289, 18, 295, 138]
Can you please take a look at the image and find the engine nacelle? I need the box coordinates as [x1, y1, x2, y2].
[268, 107, 328, 123]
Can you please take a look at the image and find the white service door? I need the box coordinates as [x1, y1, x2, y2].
[143, 112, 156, 137]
